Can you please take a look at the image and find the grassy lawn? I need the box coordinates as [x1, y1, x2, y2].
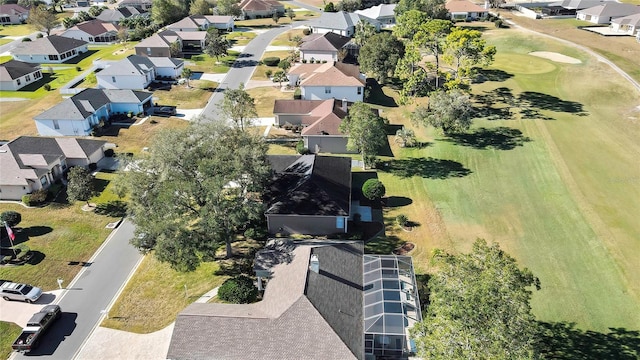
[0, 321, 21, 359]
[235, 14, 316, 29]
[369, 27, 640, 332]
[246, 86, 293, 116]
[152, 80, 216, 109]
[0, 38, 12, 45]
[97, 117, 189, 156]
[0, 24, 34, 37]
[101, 255, 227, 333]
[0, 202, 118, 291]
[226, 31, 257, 46]
[185, 51, 239, 73]
[270, 29, 306, 46]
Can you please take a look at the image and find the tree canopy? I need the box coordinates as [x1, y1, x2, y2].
[358, 32, 405, 84]
[27, 5, 59, 35]
[411, 239, 541, 359]
[204, 29, 231, 61]
[353, 20, 377, 46]
[443, 27, 496, 84]
[216, 0, 241, 17]
[66, 166, 94, 206]
[394, 0, 448, 19]
[126, 122, 271, 271]
[412, 89, 474, 134]
[151, 0, 187, 25]
[339, 102, 387, 168]
[189, 0, 212, 15]
[218, 83, 258, 131]
[0, 211, 21, 228]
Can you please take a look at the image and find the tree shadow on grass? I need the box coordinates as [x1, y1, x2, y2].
[366, 78, 398, 107]
[24, 226, 53, 237]
[380, 157, 472, 179]
[92, 177, 110, 194]
[474, 69, 514, 84]
[538, 322, 640, 359]
[365, 235, 404, 255]
[473, 88, 588, 120]
[520, 91, 587, 115]
[443, 127, 532, 150]
[95, 200, 127, 217]
[384, 196, 413, 208]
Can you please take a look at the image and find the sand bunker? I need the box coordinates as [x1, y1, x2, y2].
[529, 51, 581, 64]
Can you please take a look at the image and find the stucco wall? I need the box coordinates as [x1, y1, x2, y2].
[155, 64, 182, 78]
[304, 135, 353, 154]
[300, 50, 336, 62]
[267, 214, 348, 235]
[302, 85, 364, 102]
[0, 185, 32, 201]
[35, 119, 91, 136]
[275, 114, 304, 126]
[97, 74, 148, 89]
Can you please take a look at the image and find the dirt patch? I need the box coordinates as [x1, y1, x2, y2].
[393, 242, 415, 255]
[529, 51, 581, 64]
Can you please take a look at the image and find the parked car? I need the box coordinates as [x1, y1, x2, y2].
[0, 282, 42, 303]
[154, 106, 177, 117]
[12, 305, 61, 353]
[0, 279, 11, 286]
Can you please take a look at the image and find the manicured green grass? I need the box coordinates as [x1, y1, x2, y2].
[185, 51, 239, 73]
[377, 28, 640, 332]
[226, 31, 257, 46]
[0, 24, 34, 37]
[0, 68, 81, 99]
[152, 80, 216, 109]
[101, 254, 227, 333]
[0, 55, 11, 63]
[90, 171, 121, 205]
[246, 86, 294, 116]
[0, 321, 21, 359]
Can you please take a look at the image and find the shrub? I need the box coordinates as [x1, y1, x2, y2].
[301, 59, 307, 63]
[36, 33, 43, 38]
[104, 149, 115, 157]
[321, 60, 327, 63]
[302, 27, 311, 35]
[43, 84, 51, 91]
[265, 69, 273, 78]
[88, 163, 98, 171]
[30, 189, 48, 205]
[218, 275, 258, 304]
[0, 211, 22, 227]
[293, 88, 301, 100]
[263, 57, 280, 66]
[22, 195, 31, 206]
[76, 66, 82, 71]
[22, 37, 31, 42]
[296, 140, 310, 155]
[362, 179, 386, 201]
[494, 19, 503, 28]
[396, 214, 408, 227]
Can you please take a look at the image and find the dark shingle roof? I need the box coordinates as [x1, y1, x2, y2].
[34, 89, 153, 120]
[299, 32, 352, 52]
[265, 155, 351, 216]
[11, 35, 87, 55]
[0, 60, 39, 81]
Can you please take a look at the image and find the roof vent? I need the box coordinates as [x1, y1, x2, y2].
[309, 254, 319, 273]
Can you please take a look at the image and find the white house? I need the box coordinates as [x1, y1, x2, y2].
[445, 0, 489, 21]
[96, 6, 146, 24]
[0, 60, 43, 91]
[34, 88, 153, 136]
[288, 62, 366, 103]
[97, 55, 184, 89]
[60, 19, 121, 43]
[310, 11, 380, 37]
[298, 32, 352, 62]
[238, 0, 285, 20]
[354, 4, 397, 28]
[576, 3, 640, 24]
[0, 4, 29, 24]
[609, 12, 640, 35]
[166, 15, 235, 32]
[11, 35, 88, 64]
[0, 136, 107, 201]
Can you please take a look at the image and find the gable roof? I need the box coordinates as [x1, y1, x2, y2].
[166, 16, 200, 30]
[265, 154, 352, 216]
[299, 32, 352, 52]
[578, 2, 640, 16]
[549, 0, 611, 10]
[98, 55, 183, 76]
[167, 239, 363, 360]
[0, 136, 106, 186]
[34, 89, 152, 120]
[96, 7, 142, 22]
[445, 0, 489, 13]
[611, 12, 640, 25]
[0, 60, 40, 81]
[64, 19, 120, 36]
[289, 61, 366, 86]
[11, 35, 88, 55]
[134, 33, 170, 48]
[312, 11, 379, 31]
[0, 4, 28, 15]
[239, 0, 283, 11]
[354, 3, 397, 19]
[273, 99, 348, 136]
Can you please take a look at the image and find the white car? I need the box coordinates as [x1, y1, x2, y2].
[0, 282, 42, 303]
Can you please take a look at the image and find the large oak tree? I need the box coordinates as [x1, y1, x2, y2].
[339, 102, 387, 169]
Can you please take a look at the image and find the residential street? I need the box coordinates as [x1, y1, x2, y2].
[200, 22, 310, 120]
[12, 219, 142, 360]
[0, 32, 41, 56]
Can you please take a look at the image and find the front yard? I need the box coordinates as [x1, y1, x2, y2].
[185, 51, 240, 73]
[151, 80, 217, 109]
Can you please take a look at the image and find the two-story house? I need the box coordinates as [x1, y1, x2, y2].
[288, 62, 366, 103]
[97, 55, 184, 89]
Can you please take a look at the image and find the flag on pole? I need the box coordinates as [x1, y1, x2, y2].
[4, 222, 15, 245]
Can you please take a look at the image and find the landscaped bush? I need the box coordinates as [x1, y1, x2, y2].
[301, 59, 307, 63]
[44, 84, 51, 91]
[296, 140, 310, 155]
[495, 19, 503, 28]
[302, 28, 311, 35]
[76, 66, 82, 71]
[396, 214, 408, 227]
[36, 33, 43, 38]
[22, 37, 31, 42]
[88, 163, 98, 171]
[265, 69, 273, 78]
[293, 88, 301, 100]
[218, 275, 258, 304]
[362, 179, 386, 201]
[22, 195, 32, 206]
[263, 57, 280, 66]
[0, 211, 22, 227]
[29, 189, 48, 205]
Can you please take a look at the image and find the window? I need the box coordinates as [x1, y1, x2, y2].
[49, 55, 59, 60]
[40, 176, 48, 187]
[112, 76, 116, 83]
[16, 79, 21, 85]
[358, 87, 362, 95]
[25, 75, 31, 81]
[34, 71, 41, 79]
[53, 120, 60, 129]
[89, 37, 94, 42]
[147, 47, 151, 55]
[325, 87, 331, 94]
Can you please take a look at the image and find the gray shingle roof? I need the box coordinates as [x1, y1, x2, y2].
[312, 11, 379, 31]
[96, 6, 142, 22]
[11, 35, 88, 56]
[0, 60, 39, 81]
[299, 32, 352, 52]
[99, 55, 182, 77]
[34, 89, 152, 120]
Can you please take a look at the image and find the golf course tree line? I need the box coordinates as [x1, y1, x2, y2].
[122, 122, 271, 271]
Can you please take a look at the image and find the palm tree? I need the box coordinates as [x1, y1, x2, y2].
[182, 68, 192, 88]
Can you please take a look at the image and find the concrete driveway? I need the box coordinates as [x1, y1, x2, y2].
[0, 290, 64, 327]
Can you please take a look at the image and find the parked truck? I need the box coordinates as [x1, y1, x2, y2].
[12, 305, 61, 353]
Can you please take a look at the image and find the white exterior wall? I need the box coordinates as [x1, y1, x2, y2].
[302, 85, 364, 102]
[0, 14, 25, 24]
[312, 27, 352, 37]
[156, 64, 183, 78]
[110, 102, 146, 114]
[12, 44, 88, 63]
[36, 118, 92, 136]
[1, 69, 40, 90]
[300, 50, 337, 62]
[97, 74, 149, 89]
[0, 184, 33, 201]
[211, 20, 234, 30]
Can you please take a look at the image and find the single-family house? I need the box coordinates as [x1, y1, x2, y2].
[576, 3, 640, 24]
[134, 29, 206, 56]
[610, 13, 640, 35]
[239, 0, 285, 20]
[310, 11, 381, 37]
[119, 0, 152, 11]
[10, 35, 88, 64]
[34, 88, 153, 136]
[0, 136, 107, 201]
[96, 6, 145, 24]
[165, 15, 235, 32]
[60, 19, 121, 43]
[288, 62, 366, 102]
[354, 4, 397, 27]
[167, 239, 422, 359]
[445, 0, 489, 21]
[273, 99, 355, 154]
[264, 154, 351, 235]
[543, 0, 610, 17]
[0, 60, 42, 91]
[0, 4, 29, 24]
[97, 55, 184, 89]
[134, 33, 172, 57]
[298, 32, 352, 62]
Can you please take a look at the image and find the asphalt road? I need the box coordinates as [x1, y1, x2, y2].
[13, 219, 142, 360]
[201, 21, 310, 121]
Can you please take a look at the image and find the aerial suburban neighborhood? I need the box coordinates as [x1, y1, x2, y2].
[0, 0, 639, 358]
